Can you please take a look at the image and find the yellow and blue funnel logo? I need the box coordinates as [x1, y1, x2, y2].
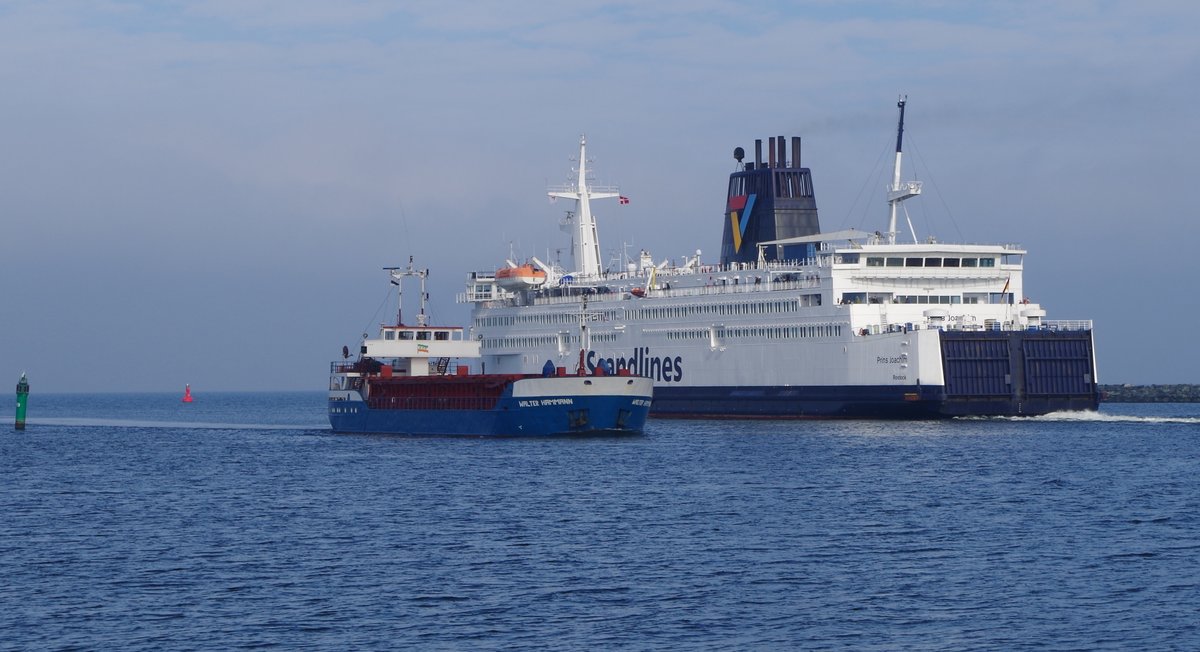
[727, 194, 756, 253]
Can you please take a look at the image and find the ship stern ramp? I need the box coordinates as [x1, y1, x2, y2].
[938, 328, 1099, 416]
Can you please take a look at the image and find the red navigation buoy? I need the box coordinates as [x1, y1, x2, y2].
[182, 384, 194, 403]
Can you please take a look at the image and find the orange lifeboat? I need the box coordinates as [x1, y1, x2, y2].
[495, 263, 548, 290]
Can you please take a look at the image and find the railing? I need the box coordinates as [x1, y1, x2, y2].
[458, 290, 496, 302]
[511, 275, 825, 307]
[330, 360, 469, 375]
[367, 396, 498, 411]
[1040, 320, 1093, 331]
[854, 318, 1093, 337]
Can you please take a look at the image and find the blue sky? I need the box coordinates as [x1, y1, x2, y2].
[1, 0, 1196, 392]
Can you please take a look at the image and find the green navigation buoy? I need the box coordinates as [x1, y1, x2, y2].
[15, 372, 29, 431]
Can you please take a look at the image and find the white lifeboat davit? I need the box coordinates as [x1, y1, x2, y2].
[495, 263, 548, 290]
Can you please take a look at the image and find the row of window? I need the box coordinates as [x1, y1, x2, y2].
[477, 296, 823, 330]
[483, 335, 557, 350]
[865, 256, 996, 268]
[628, 295, 820, 321]
[383, 330, 454, 341]
[664, 324, 844, 341]
[484, 331, 622, 351]
[894, 295, 963, 304]
[582, 332, 620, 345]
[476, 310, 620, 328]
[841, 293, 1013, 305]
[721, 324, 843, 339]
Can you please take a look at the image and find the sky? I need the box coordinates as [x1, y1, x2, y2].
[1, 0, 1197, 392]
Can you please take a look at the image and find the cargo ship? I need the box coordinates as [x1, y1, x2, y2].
[458, 100, 1100, 418]
[329, 261, 653, 435]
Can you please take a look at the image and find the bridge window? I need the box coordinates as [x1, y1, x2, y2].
[385, 331, 395, 340]
[979, 257, 996, 267]
[925, 257, 942, 267]
[943, 258, 961, 267]
[867, 257, 885, 267]
[905, 257, 924, 267]
[961, 258, 978, 267]
[886, 257, 903, 267]
[434, 331, 449, 341]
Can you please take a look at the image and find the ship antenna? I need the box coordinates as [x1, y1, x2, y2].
[886, 95, 922, 244]
[383, 255, 430, 327]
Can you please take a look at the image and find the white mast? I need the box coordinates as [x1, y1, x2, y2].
[384, 256, 429, 327]
[886, 96, 922, 244]
[548, 136, 621, 279]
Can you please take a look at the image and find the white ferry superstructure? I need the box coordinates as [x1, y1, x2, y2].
[459, 100, 1099, 418]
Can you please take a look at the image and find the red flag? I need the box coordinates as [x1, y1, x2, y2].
[619, 196, 629, 205]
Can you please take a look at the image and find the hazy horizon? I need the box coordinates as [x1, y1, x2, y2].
[2, 1, 1196, 392]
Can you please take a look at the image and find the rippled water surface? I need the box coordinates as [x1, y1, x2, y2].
[2, 393, 1199, 650]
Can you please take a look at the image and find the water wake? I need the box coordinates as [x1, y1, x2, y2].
[964, 410, 1200, 425]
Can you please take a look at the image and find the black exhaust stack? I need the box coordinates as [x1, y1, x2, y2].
[720, 134, 821, 265]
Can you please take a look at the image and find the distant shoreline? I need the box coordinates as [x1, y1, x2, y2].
[1100, 384, 1200, 403]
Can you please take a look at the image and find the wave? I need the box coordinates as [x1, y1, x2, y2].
[26, 417, 329, 431]
[961, 410, 1200, 425]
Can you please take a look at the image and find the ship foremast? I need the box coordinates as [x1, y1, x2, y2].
[547, 136, 622, 280]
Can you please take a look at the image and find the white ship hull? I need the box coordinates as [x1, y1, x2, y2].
[466, 281, 1097, 418]
[460, 104, 1099, 418]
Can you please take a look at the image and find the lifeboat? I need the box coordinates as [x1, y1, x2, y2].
[495, 263, 547, 290]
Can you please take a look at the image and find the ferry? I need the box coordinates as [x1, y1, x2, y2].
[459, 100, 1100, 418]
[329, 260, 654, 435]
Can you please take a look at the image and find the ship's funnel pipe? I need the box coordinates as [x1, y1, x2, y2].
[792, 137, 801, 168]
[768, 137, 776, 169]
[777, 136, 786, 167]
[755, 139, 762, 167]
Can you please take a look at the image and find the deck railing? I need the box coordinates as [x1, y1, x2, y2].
[1039, 320, 1093, 331]
[366, 396, 498, 411]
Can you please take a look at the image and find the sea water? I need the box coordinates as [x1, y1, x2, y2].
[1, 393, 1198, 650]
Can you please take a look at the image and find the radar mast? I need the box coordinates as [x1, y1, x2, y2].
[886, 96, 923, 244]
[547, 136, 622, 279]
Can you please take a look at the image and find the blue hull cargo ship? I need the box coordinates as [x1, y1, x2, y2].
[329, 261, 652, 436]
